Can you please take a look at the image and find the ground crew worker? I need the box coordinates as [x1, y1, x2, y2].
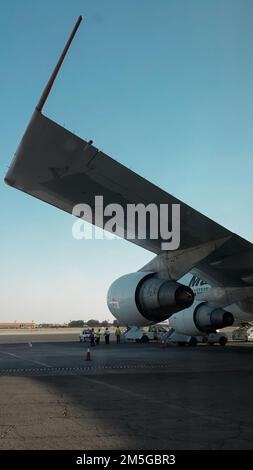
[104, 327, 110, 344]
[90, 328, 96, 347]
[96, 328, 101, 345]
[115, 326, 122, 344]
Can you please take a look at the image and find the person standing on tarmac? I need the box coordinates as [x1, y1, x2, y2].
[115, 326, 122, 344]
[96, 328, 101, 345]
[90, 328, 96, 347]
[104, 327, 110, 344]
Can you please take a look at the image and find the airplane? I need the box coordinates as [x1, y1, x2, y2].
[4, 17, 253, 346]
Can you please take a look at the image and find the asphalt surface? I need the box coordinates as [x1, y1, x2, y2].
[0, 338, 253, 449]
[0, 332, 78, 344]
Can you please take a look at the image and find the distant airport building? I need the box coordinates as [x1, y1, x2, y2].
[0, 322, 36, 329]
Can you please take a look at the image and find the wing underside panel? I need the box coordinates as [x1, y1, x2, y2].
[5, 110, 235, 255]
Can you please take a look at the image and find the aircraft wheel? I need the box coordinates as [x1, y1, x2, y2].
[141, 335, 149, 343]
[219, 336, 227, 346]
[188, 337, 197, 346]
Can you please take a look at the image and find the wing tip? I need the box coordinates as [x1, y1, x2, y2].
[4, 175, 15, 187]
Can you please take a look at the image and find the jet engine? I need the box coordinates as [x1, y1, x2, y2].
[107, 272, 194, 326]
[169, 301, 234, 335]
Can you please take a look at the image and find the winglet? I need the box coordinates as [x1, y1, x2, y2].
[36, 15, 83, 112]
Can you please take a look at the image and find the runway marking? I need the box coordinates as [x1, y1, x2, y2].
[0, 351, 51, 368]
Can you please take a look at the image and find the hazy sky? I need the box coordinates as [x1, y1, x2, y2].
[1, 0, 253, 323]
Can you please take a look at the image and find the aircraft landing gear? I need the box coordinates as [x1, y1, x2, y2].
[219, 336, 227, 346]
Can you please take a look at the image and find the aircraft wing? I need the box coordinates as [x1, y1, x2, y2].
[5, 108, 253, 286]
[4, 16, 253, 288]
[4, 108, 233, 254]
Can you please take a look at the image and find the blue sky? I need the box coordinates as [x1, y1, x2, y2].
[1, 0, 253, 323]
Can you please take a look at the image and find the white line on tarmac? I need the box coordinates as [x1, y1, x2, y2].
[0, 351, 51, 368]
[83, 376, 228, 424]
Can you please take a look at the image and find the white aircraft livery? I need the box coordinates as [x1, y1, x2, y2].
[5, 18, 253, 345]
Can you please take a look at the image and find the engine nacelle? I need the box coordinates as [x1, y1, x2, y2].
[170, 301, 234, 335]
[107, 272, 194, 326]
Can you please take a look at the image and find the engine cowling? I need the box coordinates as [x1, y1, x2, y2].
[107, 272, 194, 326]
[169, 301, 234, 335]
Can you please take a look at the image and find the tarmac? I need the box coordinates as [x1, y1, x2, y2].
[0, 334, 253, 450]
